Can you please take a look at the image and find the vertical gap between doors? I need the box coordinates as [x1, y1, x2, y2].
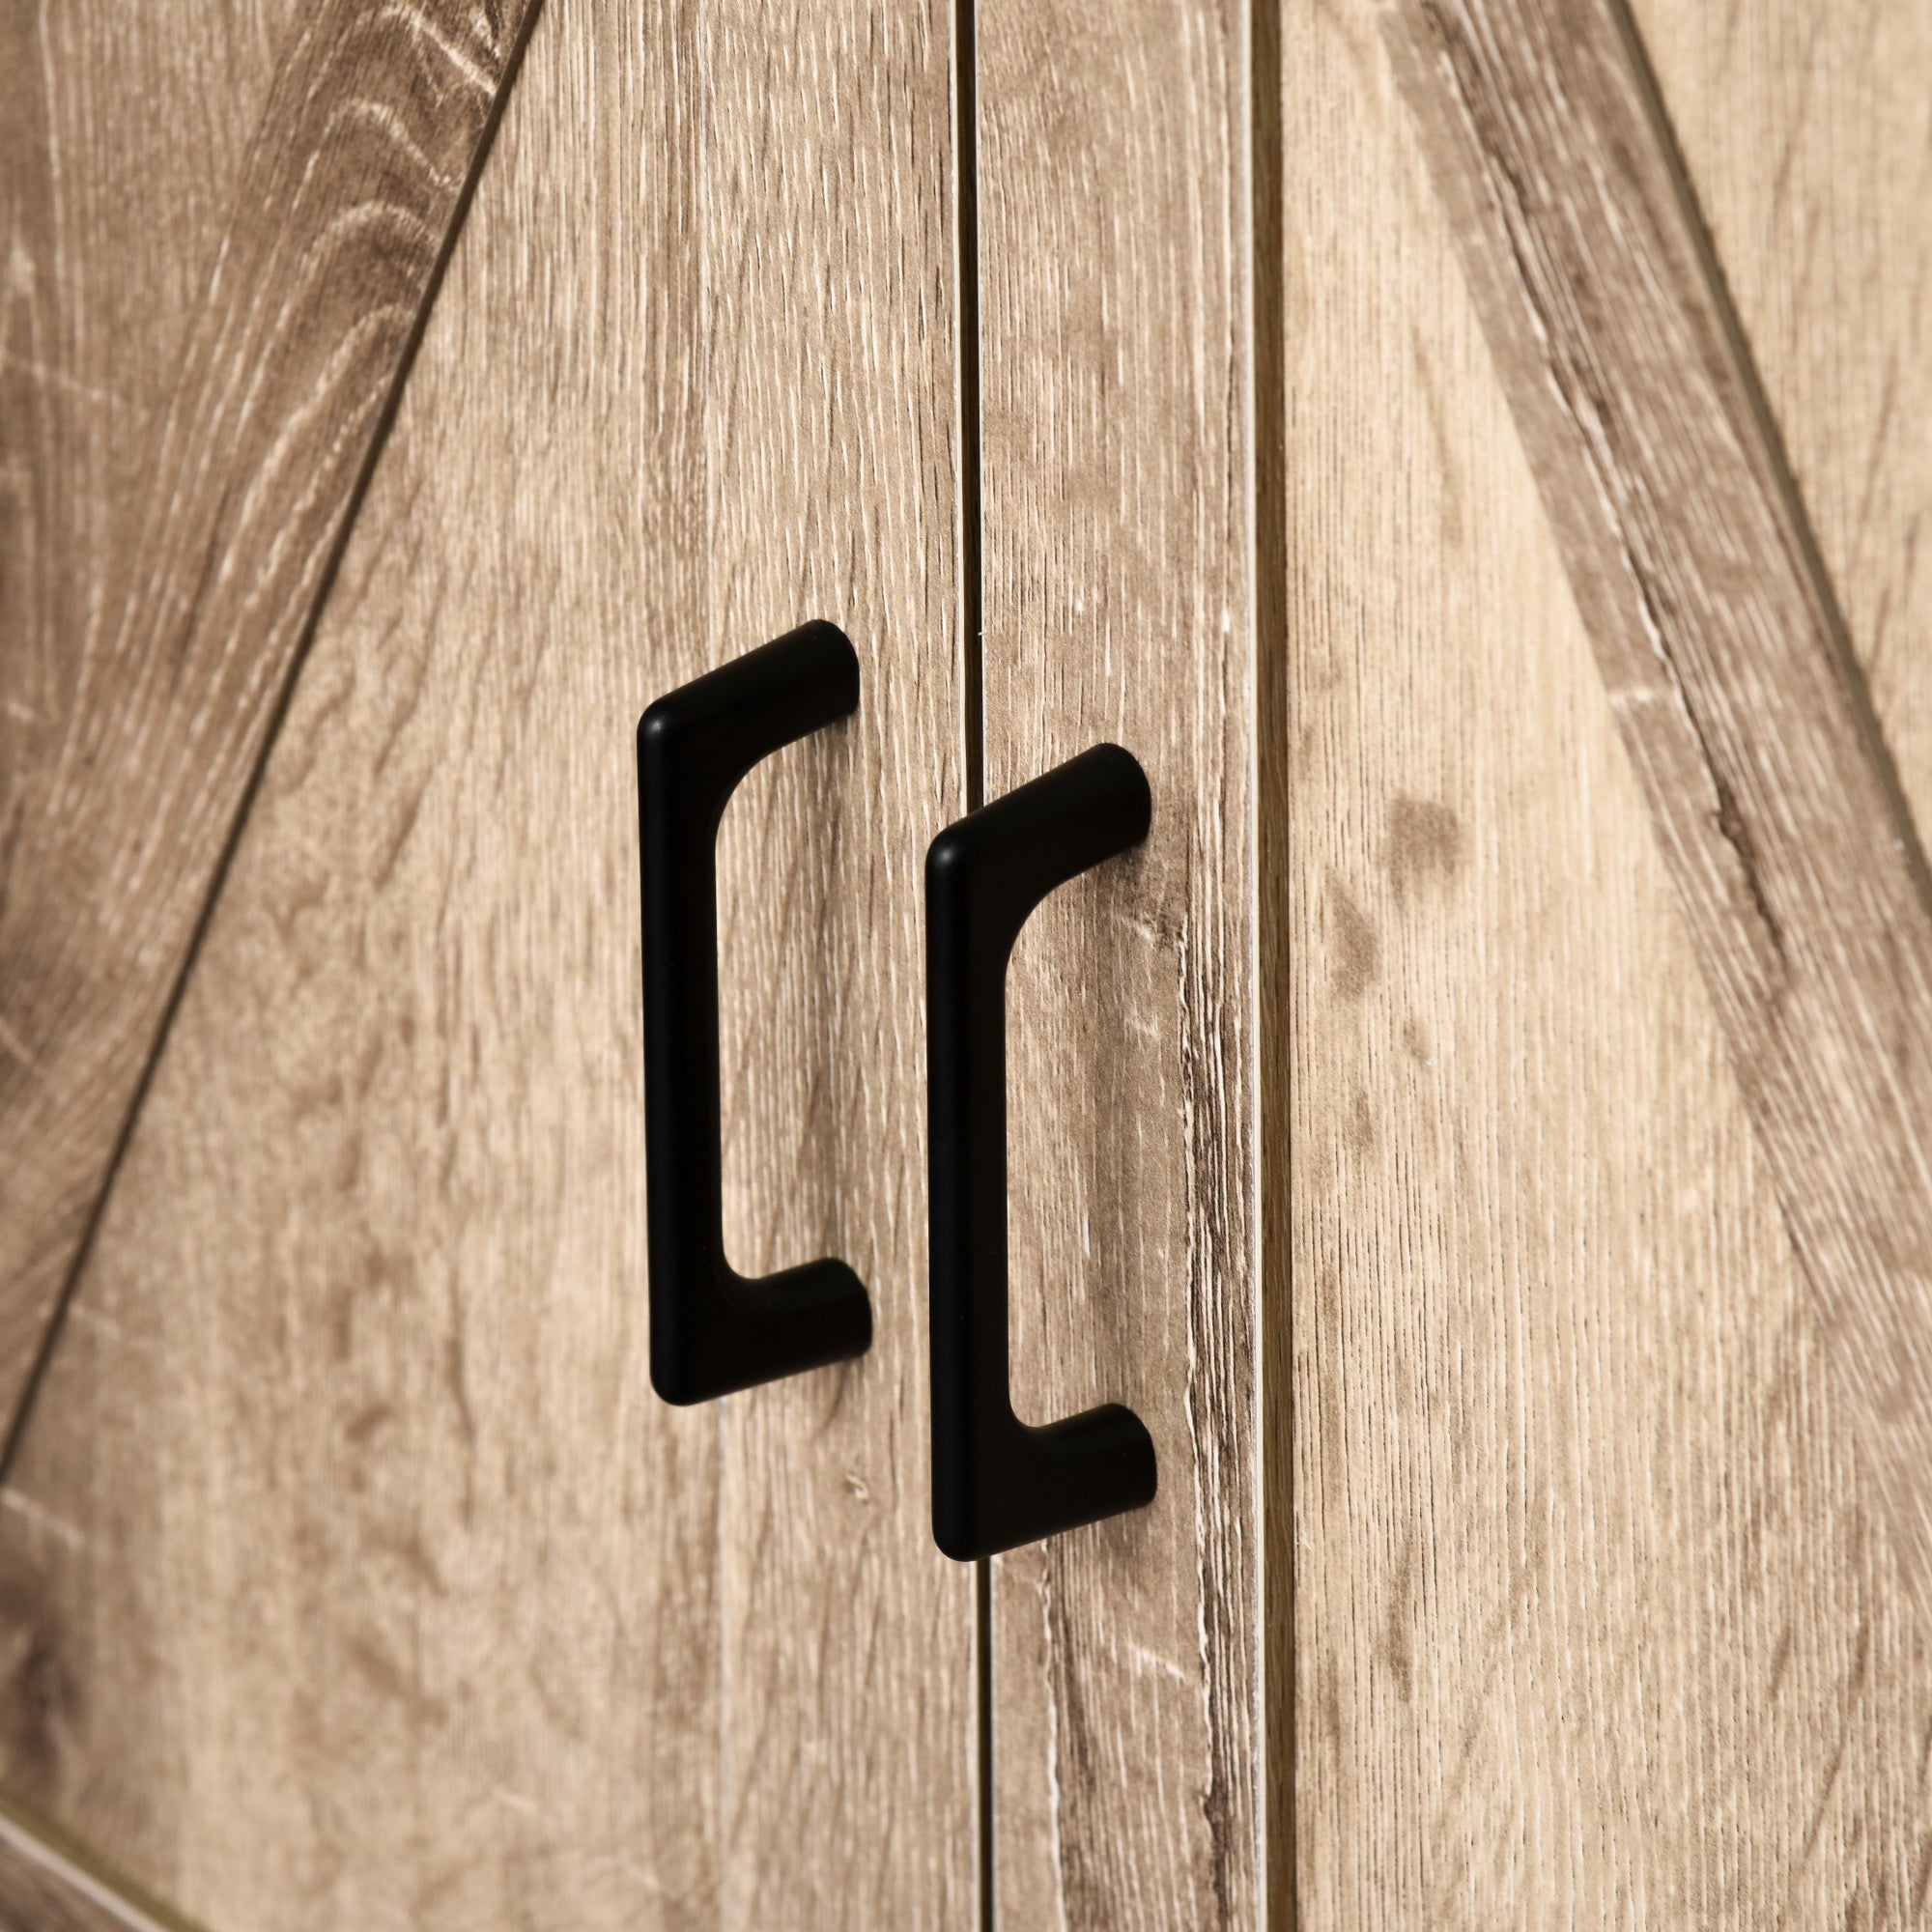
[1248, 0, 1292, 1919]
[954, 0, 992, 1922]
[974, 1554, 994, 1930]
[957, 0, 985, 823]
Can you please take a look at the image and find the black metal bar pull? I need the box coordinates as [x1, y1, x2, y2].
[638, 621, 872, 1405]
[925, 744, 1159, 1560]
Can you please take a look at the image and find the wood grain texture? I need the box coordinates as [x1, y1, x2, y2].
[975, 0, 1261, 1923]
[704, 0, 975, 1921]
[1293, 0, 1932, 1922]
[1383, 0, 1932, 1618]
[1, 0, 295, 955]
[0, 0, 973, 1925]
[1629, 0, 1932, 899]
[0, 1808, 183, 1932]
[1, 0, 297, 874]
[0, 0, 537, 1437]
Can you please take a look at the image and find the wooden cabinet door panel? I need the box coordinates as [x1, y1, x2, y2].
[8, 1, 1932, 1925]
[974, 0, 1265, 1923]
[0, 1, 973, 1925]
[1296, 0, 1932, 1922]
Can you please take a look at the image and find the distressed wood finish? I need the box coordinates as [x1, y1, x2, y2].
[1293, 0, 1932, 1921]
[975, 0, 1261, 1922]
[0, 0, 538, 1437]
[1383, 0, 1932, 1616]
[1627, 1, 1932, 842]
[1, 0, 295, 922]
[0, 0, 973, 1924]
[1, 0, 294, 1048]
[704, 0, 975, 1921]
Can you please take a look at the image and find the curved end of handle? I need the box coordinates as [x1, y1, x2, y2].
[932, 1401, 1157, 1561]
[649, 1258, 871, 1406]
[1039, 1399, 1158, 1509]
[637, 621, 859, 760]
[741, 1255, 873, 1376]
[1083, 743, 1152, 843]
[923, 743, 1152, 957]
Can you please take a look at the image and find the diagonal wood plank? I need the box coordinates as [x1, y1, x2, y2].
[0, 0, 541, 1438]
[0, 1804, 188, 1932]
[1629, 0, 1932, 867]
[1381, 0, 1932, 1615]
[2, 0, 298, 926]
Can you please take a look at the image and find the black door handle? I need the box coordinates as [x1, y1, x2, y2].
[638, 621, 872, 1405]
[925, 745, 1159, 1560]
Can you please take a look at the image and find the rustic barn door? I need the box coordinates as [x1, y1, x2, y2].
[9, 0, 1932, 1926]
[0, 0, 975, 1923]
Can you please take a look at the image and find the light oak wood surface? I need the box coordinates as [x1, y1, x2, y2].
[975, 0, 1262, 1922]
[12, 1, 1931, 1924]
[1293, 0, 1932, 1921]
[1386, 0, 1932, 1626]
[1630, 0, 1932, 873]
[0, 0, 295, 1411]
[0, 0, 974, 1925]
[701, 0, 975, 1920]
[0, 0, 540, 1445]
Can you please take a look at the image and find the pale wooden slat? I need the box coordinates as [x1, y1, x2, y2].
[0, 0, 295, 969]
[0, 0, 973, 1923]
[1291, 0, 1932, 1920]
[702, 0, 976, 1922]
[0, 0, 539, 1435]
[1630, 0, 1932, 891]
[1383, 0, 1932, 1624]
[974, 0, 1262, 1921]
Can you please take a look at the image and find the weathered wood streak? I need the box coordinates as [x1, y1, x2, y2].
[1385, 0, 1932, 1615]
[0, 0, 536, 1436]
[976, 0, 1261, 1921]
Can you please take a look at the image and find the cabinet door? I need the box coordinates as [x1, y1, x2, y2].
[0, 1, 975, 1925]
[973, 1, 1271, 1923]
[1296, 0, 1932, 1923]
[969, 0, 1932, 1924]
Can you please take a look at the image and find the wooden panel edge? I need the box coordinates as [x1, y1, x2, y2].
[0, 0, 545, 1447]
[0, 1798, 195, 1932]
